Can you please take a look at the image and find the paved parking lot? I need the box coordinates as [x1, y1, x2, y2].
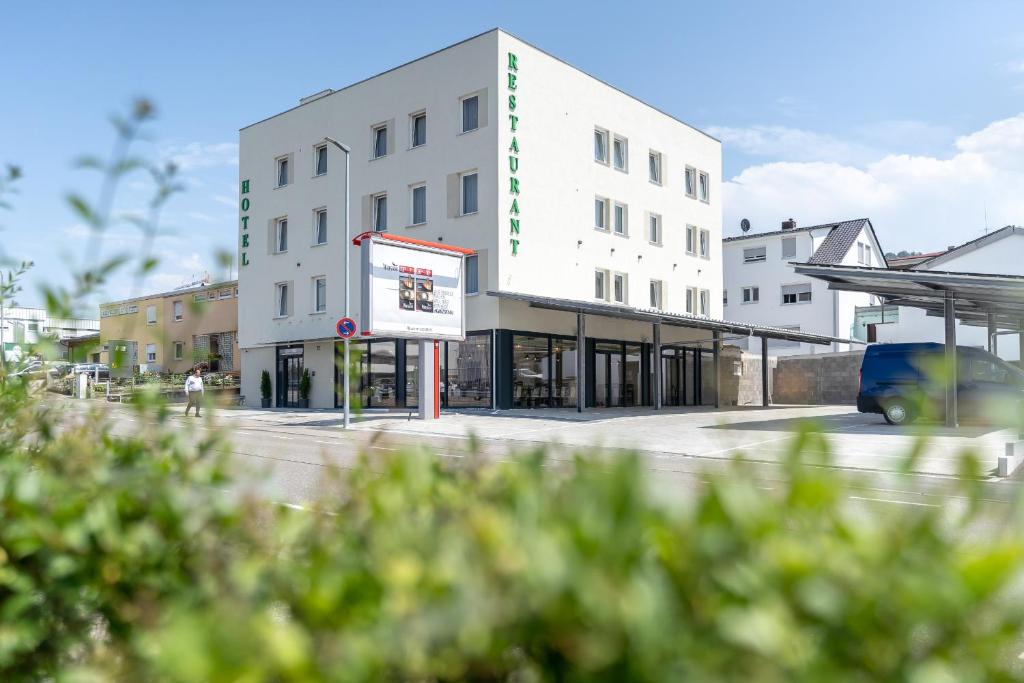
[214, 403, 1016, 480]
[78, 398, 1020, 509]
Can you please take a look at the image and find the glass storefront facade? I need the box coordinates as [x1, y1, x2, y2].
[511, 334, 578, 408]
[336, 332, 492, 410]
[333, 328, 713, 412]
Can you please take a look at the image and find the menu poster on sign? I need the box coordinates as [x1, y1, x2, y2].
[362, 240, 466, 341]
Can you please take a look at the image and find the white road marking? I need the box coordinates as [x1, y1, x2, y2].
[848, 495, 939, 508]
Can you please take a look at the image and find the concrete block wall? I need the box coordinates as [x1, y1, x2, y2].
[772, 350, 865, 405]
[717, 346, 776, 407]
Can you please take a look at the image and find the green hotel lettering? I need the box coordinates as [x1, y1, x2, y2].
[507, 51, 520, 256]
[240, 179, 250, 266]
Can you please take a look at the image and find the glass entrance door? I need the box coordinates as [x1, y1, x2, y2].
[661, 347, 702, 407]
[276, 346, 304, 408]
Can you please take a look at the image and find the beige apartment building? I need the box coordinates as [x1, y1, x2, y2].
[100, 281, 239, 374]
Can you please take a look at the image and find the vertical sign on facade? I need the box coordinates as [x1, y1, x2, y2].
[239, 179, 251, 266]
[507, 51, 520, 256]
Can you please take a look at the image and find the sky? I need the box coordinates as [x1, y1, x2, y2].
[3, 0, 1023, 311]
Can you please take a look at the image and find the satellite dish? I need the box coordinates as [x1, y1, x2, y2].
[740, 218, 751, 233]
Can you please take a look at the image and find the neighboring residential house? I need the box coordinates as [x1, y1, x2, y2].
[100, 280, 238, 374]
[872, 225, 1023, 362]
[723, 218, 887, 356]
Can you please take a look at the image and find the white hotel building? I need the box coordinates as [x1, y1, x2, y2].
[238, 29, 825, 411]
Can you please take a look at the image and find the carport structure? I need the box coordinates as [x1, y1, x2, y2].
[489, 291, 858, 412]
[793, 263, 1024, 427]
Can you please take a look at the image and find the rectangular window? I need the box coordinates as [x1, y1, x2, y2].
[461, 172, 478, 215]
[462, 95, 479, 133]
[686, 225, 697, 255]
[699, 289, 710, 316]
[613, 273, 627, 303]
[648, 151, 662, 184]
[465, 254, 479, 295]
[723, 289, 728, 306]
[145, 343, 156, 363]
[743, 246, 766, 263]
[684, 166, 696, 198]
[276, 283, 289, 317]
[699, 229, 710, 258]
[314, 209, 327, 245]
[595, 197, 608, 230]
[411, 184, 427, 225]
[594, 129, 608, 163]
[613, 136, 627, 171]
[613, 203, 627, 235]
[276, 218, 288, 252]
[314, 144, 327, 176]
[594, 270, 607, 300]
[781, 283, 812, 305]
[173, 341, 184, 360]
[865, 244, 872, 265]
[685, 287, 697, 314]
[698, 171, 710, 202]
[146, 305, 156, 325]
[313, 276, 326, 313]
[649, 279, 663, 309]
[372, 124, 388, 159]
[781, 237, 797, 259]
[373, 194, 387, 232]
[218, 289, 231, 299]
[648, 213, 661, 244]
[276, 157, 289, 187]
[742, 286, 760, 304]
[173, 300, 183, 321]
[411, 112, 427, 148]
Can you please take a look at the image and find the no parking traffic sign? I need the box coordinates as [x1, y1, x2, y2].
[336, 317, 357, 339]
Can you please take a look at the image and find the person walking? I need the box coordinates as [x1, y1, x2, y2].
[184, 368, 204, 417]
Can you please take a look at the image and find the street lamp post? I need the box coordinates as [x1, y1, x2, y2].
[323, 136, 353, 428]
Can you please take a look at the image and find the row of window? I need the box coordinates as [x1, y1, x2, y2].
[594, 198, 711, 257]
[270, 172, 479, 253]
[741, 238, 873, 266]
[593, 270, 712, 316]
[723, 283, 812, 306]
[270, 256, 481, 319]
[594, 128, 710, 202]
[142, 289, 238, 325]
[274, 93, 482, 186]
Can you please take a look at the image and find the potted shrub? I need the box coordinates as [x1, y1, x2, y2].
[260, 370, 272, 408]
[298, 368, 311, 409]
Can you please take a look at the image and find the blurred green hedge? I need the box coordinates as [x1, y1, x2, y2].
[2, 375, 1024, 682]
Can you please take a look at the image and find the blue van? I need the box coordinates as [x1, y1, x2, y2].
[857, 342, 1024, 425]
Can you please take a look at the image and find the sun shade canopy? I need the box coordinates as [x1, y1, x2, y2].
[791, 263, 1024, 329]
[487, 290, 858, 346]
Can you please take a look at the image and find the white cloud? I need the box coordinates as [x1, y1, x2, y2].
[708, 125, 878, 164]
[1005, 59, 1024, 73]
[723, 113, 1024, 253]
[160, 142, 239, 171]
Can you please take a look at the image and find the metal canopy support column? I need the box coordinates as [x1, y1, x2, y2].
[987, 313, 997, 354]
[576, 311, 585, 413]
[712, 331, 721, 409]
[761, 336, 769, 407]
[944, 293, 958, 428]
[653, 322, 662, 410]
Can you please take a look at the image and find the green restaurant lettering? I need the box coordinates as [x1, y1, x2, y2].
[240, 179, 250, 266]
[507, 51, 520, 256]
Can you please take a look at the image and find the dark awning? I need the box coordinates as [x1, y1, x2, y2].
[791, 263, 1024, 329]
[487, 290, 857, 346]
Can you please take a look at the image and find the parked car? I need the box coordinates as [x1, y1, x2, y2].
[9, 359, 44, 379]
[857, 343, 1024, 425]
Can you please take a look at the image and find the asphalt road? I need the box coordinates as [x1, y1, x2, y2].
[58, 399, 1024, 532]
